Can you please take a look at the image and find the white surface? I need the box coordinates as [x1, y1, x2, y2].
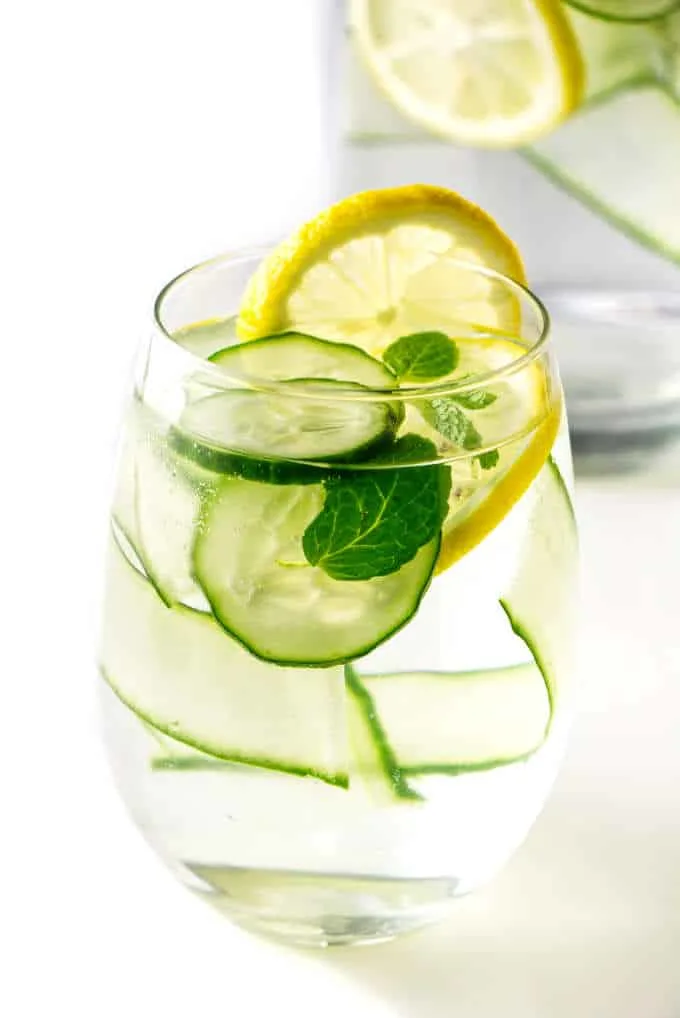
[3, 2, 680, 1015]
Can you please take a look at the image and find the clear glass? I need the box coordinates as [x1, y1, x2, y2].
[338, 2, 680, 470]
[98, 251, 578, 947]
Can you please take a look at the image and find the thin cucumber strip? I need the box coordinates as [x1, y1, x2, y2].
[500, 458, 578, 727]
[151, 755, 238, 772]
[360, 664, 549, 777]
[193, 476, 441, 666]
[345, 665, 421, 801]
[345, 458, 576, 797]
[100, 534, 349, 787]
[525, 84, 680, 265]
[139, 721, 237, 772]
[111, 399, 216, 608]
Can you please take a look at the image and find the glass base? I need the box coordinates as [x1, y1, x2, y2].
[185, 865, 461, 948]
[543, 288, 680, 474]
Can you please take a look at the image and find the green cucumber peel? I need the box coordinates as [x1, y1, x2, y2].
[103, 665, 349, 788]
[499, 456, 577, 735]
[345, 665, 421, 800]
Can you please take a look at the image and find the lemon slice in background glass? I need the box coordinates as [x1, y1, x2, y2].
[348, 0, 584, 148]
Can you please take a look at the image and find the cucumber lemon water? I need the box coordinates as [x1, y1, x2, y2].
[99, 187, 578, 946]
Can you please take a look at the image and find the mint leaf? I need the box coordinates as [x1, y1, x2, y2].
[453, 389, 497, 411]
[302, 435, 451, 581]
[419, 398, 500, 469]
[372, 432, 440, 466]
[419, 397, 482, 450]
[383, 332, 458, 381]
[476, 449, 500, 470]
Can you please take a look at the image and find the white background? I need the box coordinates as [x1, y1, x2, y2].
[3, 2, 680, 1016]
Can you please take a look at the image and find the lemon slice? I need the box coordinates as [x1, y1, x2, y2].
[349, 0, 584, 148]
[237, 186, 556, 574]
[438, 398, 561, 574]
[399, 333, 559, 574]
[238, 184, 526, 350]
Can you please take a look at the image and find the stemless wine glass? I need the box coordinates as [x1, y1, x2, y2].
[98, 250, 579, 948]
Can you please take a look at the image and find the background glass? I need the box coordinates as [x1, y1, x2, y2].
[338, 1, 680, 472]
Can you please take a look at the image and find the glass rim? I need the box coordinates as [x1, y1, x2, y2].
[153, 247, 552, 401]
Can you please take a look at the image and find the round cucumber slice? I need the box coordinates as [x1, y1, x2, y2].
[208, 331, 399, 390]
[193, 477, 440, 666]
[101, 534, 349, 786]
[169, 424, 324, 485]
[176, 378, 400, 464]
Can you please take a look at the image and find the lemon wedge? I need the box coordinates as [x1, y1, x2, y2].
[349, 0, 584, 148]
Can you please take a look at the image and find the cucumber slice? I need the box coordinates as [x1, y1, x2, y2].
[175, 377, 399, 464]
[345, 456, 577, 800]
[500, 458, 578, 723]
[345, 665, 420, 802]
[565, 0, 680, 24]
[525, 84, 680, 265]
[208, 332, 399, 390]
[101, 534, 349, 786]
[359, 664, 549, 778]
[193, 477, 440, 666]
[111, 399, 216, 608]
[169, 424, 324, 485]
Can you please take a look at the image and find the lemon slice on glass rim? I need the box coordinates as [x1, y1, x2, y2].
[238, 184, 526, 349]
[349, 0, 584, 148]
[237, 185, 559, 572]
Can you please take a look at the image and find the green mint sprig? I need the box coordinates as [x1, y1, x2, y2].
[476, 449, 500, 470]
[381, 333, 500, 472]
[452, 389, 498, 411]
[383, 331, 458, 381]
[419, 397, 483, 451]
[302, 435, 451, 581]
